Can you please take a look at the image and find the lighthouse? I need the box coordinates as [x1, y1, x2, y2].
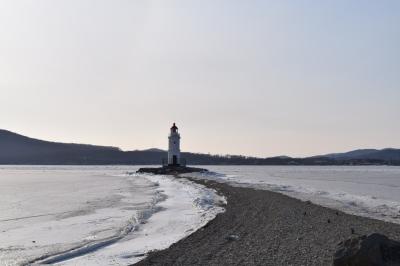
[168, 123, 181, 166]
[137, 123, 204, 174]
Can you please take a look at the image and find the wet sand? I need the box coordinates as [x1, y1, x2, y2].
[135, 177, 400, 266]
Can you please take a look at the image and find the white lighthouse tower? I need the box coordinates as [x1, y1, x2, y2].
[168, 123, 181, 166]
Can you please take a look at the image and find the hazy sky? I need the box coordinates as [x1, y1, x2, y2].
[0, 1, 399, 157]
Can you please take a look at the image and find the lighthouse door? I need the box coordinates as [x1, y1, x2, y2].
[173, 155, 177, 165]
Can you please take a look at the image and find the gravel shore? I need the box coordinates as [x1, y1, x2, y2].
[135, 176, 400, 266]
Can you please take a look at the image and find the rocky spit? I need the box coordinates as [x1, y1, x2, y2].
[133, 176, 400, 266]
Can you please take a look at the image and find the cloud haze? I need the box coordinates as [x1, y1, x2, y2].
[0, 0, 399, 157]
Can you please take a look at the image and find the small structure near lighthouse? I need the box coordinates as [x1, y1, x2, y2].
[137, 122, 206, 175]
[168, 123, 181, 166]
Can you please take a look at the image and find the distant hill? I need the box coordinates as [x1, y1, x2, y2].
[0, 129, 399, 165]
[0, 129, 121, 164]
[142, 148, 166, 153]
[319, 148, 400, 161]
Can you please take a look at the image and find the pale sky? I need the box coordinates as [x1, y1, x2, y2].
[0, 1, 399, 157]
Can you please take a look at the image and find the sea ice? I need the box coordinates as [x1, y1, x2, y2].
[0, 166, 225, 266]
[187, 165, 400, 224]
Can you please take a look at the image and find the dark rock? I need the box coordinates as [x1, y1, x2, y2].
[333, 233, 400, 266]
[137, 166, 207, 175]
[328, 219, 331, 223]
[351, 228, 355, 234]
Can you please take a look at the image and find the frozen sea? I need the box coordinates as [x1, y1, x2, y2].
[188, 165, 400, 224]
[2, 166, 400, 265]
[0, 166, 225, 266]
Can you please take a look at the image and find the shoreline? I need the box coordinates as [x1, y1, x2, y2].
[135, 175, 400, 265]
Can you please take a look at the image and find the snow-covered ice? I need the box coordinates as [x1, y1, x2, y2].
[3, 165, 399, 265]
[187, 166, 400, 224]
[0, 166, 225, 265]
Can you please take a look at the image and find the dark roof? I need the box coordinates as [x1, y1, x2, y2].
[171, 123, 178, 130]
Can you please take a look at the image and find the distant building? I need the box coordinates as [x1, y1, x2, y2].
[168, 123, 181, 166]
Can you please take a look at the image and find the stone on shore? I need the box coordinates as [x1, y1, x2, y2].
[333, 233, 400, 266]
[225, 234, 240, 241]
